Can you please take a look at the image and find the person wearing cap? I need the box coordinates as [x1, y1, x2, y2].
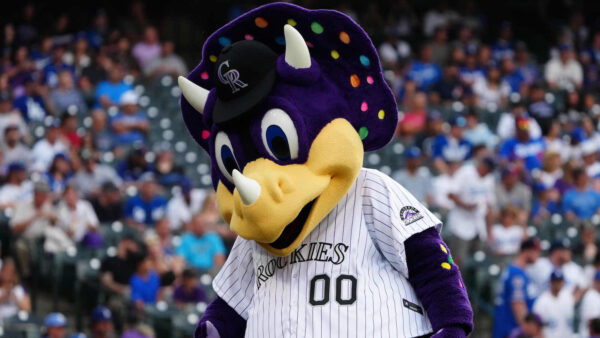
[579, 271, 600, 337]
[526, 239, 586, 298]
[0, 162, 32, 210]
[493, 238, 541, 338]
[2, 125, 32, 172]
[10, 179, 57, 278]
[562, 167, 600, 221]
[431, 115, 473, 174]
[507, 313, 544, 338]
[446, 157, 496, 267]
[166, 178, 207, 232]
[580, 140, 600, 178]
[31, 119, 68, 172]
[94, 65, 133, 109]
[124, 173, 167, 229]
[532, 269, 580, 338]
[90, 306, 115, 338]
[496, 99, 542, 141]
[43, 312, 68, 338]
[110, 90, 148, 147]
[499, 116, 546, 171]
[392, 146, 433, 205]
[0, 90, 30, 145]
[90, 182, 124, 223]
[545, 42, 583, 90]
[72, 150, 122, 199]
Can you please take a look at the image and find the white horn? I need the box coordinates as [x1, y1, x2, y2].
[284, 24, 311, 69]
[232, 169, 261, 206]
[178, 76, 209, 115]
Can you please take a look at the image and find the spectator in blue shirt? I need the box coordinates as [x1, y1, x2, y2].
[130, 255, 161, 306]
[94, 66, 132, 108]
[110, 91, 148, 147]
[176, 213, 226, 271]
[491, 22, 515, 62]
[407, 44, 442, 91]
[13, 76, 48, 122]
[562, 168, 600, 221]
[125, 173, 167, 230]
[501, 58, 525, 93]
[117, 147, 153, 182]
[499, 117, 545, 171]
[493, 238, 540, 338]
[432, 115, 472, 173]
[42, 46, 76, 88]
[460, 48, 486, 87]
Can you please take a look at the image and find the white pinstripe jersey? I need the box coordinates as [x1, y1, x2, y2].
[213, 168, 441, 338]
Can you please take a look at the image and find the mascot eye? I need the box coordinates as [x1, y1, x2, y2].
[215, 131, 239, 182]
[261, 108, 299, 161]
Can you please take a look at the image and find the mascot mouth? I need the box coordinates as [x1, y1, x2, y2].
[269, 199, 316, 249]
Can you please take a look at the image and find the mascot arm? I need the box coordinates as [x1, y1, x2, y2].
[195, 296, 247, 338]
[405, 227, 474, 337]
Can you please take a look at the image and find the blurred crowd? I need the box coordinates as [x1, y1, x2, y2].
[1, 0, 600, 337]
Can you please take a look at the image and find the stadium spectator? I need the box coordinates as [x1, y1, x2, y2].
[94, 66, 132, 108]
[430, 63, 471, 105]
[506, 313, 544, 338]
[406, 44, 442, 91]
[545, 43, 583, 90]
[173, 268, 207, 307]
[116, 147, 152, 182]
[459, 47, 485, 87]
[489, 205, 526, 257]
[496, 100, 542, 141]
[472, 67, 510, 109]
[500, 57, 525, 93]
[176, 213, 226, 272]
[167, 178, 206, 232]
[431, 115, 472, 173]
[43, 312, 67, 338]
[124, 173, 167, 230]
[499, 117, 545, 171]
[430, 26, 450, 66]
[132, 26, 161, 69]
[527, 84, 557, 136]
[526, 240, 586, 297]
[574, 225, 598, 265]
[531, 186, 560, 225]
[0, 90, 29, 144]
[536, 151, 563, 189]
[562, 168, 600, 220]
[110, 90, 148, 147]
[45, 153, 73, 194]
[10, 180, 56, 279]
[90, 182, 124, 223]
[446, 157, 496, 266]
[49, 70, 86, 114]
[581, 140, 600, 178]
[130, 254, 161, 306]
[532, 270, 578, 338]
[100, 235, 141, 296]
[2, 125, 32, 172]
[398, 91, 427, 137]
[89, 109, 113, 152]
[56, 184, 100, 246]
[153, 146, 184, 188]
[493, 238, 541, 338]
[492, 22, 515, 62]
[0, 163, 32, 209]
[580, 271, 600, 337]
[495, 168, 532, 223]
[90, 306, 114, 338]
[13, 76, 49, 122]
[463, 110, 496, 149]
[0, 258, 31, 320]
[143, 40, 187, 78]
[543, 122, 568, 159]
[431, 158, 461, 213]
[42, 46, 75, 88]
[59, 112, 81, 150]
[392, 146, 432, 205]
[31, 120, 68, 172]
[73, 151, 122, 199]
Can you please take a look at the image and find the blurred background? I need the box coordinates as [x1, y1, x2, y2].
[0, 0, 599, 337]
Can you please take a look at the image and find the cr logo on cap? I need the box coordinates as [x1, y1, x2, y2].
[218, 60, 247, 94]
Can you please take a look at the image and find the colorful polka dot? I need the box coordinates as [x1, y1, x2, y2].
[200, 72, 209, 80]
[359, 55, 370, 67]
[311, 22, 324, 34]
[330, 50, 340, 59]
[306, 41, 314, 48]
[459, 279, 463, 288]
[360, 101, 368, 112]
[366, 76, 374, 84]
[378, 110, 385, 120]
[440, 244, 447, 254]
[218, 37, 231, 47]
[201, 130, 211, 140]
[339, 31, 350, 44]
[255, 17, 268, 28]
[287, 19, 297, 26]
[275, 36, 285, 45]
[209, 55, 217, 62]
[350, 74, 360, 87]
[358, 127, 369, 140]
[441, 262, 451, 270]
[244, 34, 254, 40]
[448, 255, 455, 264]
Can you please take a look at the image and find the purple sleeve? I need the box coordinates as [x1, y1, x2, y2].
[195, 296, 246, 338]
[405, 227, 473, 336]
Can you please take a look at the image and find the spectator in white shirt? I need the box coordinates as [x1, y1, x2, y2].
[31, 120, 68, 172]
[72, 151, 122, 199]
[167, 178, 206, 232]
[545, 43, 583, 91]
[0, 91, 30, 146]
[489, 205, 526, 257]
[431, 159, 461, 213]
[533, 270, 580, 338]
[496, 100, 542, 141]
[472, 67, 511, 109]
[0, 258, 30, 320]
[580, 271, 600, 338]
[0, 163, 32, 210]
[1, 125, 32, 173]
[56, 184, 100, 244]
[446, 157, 496, 266]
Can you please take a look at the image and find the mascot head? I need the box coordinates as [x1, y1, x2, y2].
[180, 3, 397, 256]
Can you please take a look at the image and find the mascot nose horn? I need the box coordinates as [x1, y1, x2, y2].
[178, 76, 209, 115]
[284, 24, 311, 69]
[232, 169, 261, 205]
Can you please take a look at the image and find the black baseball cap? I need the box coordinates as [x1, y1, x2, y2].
[212, 40, 278, 125]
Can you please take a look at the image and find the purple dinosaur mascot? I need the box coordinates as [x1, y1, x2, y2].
[178, 3, 473, 337]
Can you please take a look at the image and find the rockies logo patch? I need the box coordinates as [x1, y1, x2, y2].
[399, 206, 423, 226]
